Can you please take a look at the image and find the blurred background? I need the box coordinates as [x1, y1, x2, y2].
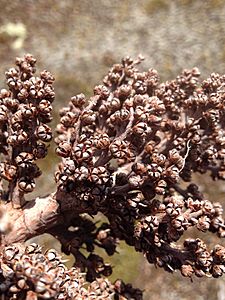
[0, 0, 225, 299]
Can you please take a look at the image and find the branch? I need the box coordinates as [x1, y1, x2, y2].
[1, 193, 62, 245]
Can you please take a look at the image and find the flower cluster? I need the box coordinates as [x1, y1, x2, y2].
[0, 242, 142, 300]
[0, 243, 116, 299]
[1, 55, 225, 299]
[55, 56, 225, 280]
[0, 54, 54, 206]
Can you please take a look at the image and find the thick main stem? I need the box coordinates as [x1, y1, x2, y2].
[1, 193, 63, 245]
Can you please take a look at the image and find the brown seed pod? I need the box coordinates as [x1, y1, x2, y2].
[38, 99, 52, 114]
[15, 152, 34, 168]
[46, 249, 59, 261]
[108, 97, 121, 111]
[60, 111, 78, 127]
[3, 97, 19, 111]
[0, 105, 8, 122]
[109, 140, 129, 159]
[25, 243, 42, 254]
[80, 110, 96, 125]
[19, 103, 37, 119]
[3, 245, 19, 260]
[147, 164, 163, 179]
[181, 265, 194, 277]
[18, 177, 35, 193]
[7, 130, 28, 145]
[155, 179, 167, 195]
[71, 93, 86, 108]
[132, 122, 151, 136]
[94, 85, 110, 98]
[74, 166, 89, 181]
[36, 124, 52, 142]
[73, 142, 93, 162]
[56, 141, 71, 158]
[89, 167, 110, 185]
[0, 163, 17, 181]
[93, 133, 110, 149]
[11, 111, 23, 130]
[33, 142, 48, 159]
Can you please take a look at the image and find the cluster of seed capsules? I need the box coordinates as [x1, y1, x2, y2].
[55, 56, 225, 279]
[0, 54, 54, 202]
[0, 243, 117, 299]
[132, 192, 225, 278]
[55, 56, 225, 207]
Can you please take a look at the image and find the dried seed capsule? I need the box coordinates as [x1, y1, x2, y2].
[11, 111, 23, 130]
[38, 99, 52, 114]
[93, 133, 110, 149]
[117, 84, 132, 99]
[197, 216, 210, 232]
[3, 245, 19, 260]
[40, 70, 54, 84]
[46, 249, 58, 261]
[133, 80, 147, 94]
[74, 166, 89, 181]
[148, 114, 162, 124]
[61, 112, 78, 127]
[0, 105, 8, 122]
[36, 124, 52, 142]
[0, 163, 17, 181]
[56, 141, 71, 158]
[3, 97, 19, 111]
[132, 162, 147, 175]
[63, 159, 76, 175]
[155, 179, 167, 195]
[132, 122, 151, 136]
[212, 265, 225, 278]
[9, 285, 20, 293]
[163, 166, 180, 183]
[151, 153, 166, 166]
[99, 102, 109, 114]
[147, 163, 163, 179]
[94, 85, 110, 98]
[18, 177, 35, 193]
[15, 152, 34, 168]
[7, 130, 28, 145]
[33, 142, 48, 159]
[149, 96, 165, 113]
[109, 97, 121, 111]
[80, 110, 96, 125]
[71, 93, 86, 108]
[73, 142, 93, 162]
[109, 140, 129, 159]
[90, 167, 110, 185]
[25, 243, 41, 254]
[35, 280, 47, 293]
[18, 278, 28, 289]
[19, 103, 36, 118]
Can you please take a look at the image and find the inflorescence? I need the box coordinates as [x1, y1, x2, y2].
[0, 54, 54, 206]
[0, 54, 225, 299]
[55, 55, 225, 279]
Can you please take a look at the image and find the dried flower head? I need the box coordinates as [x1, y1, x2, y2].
[54, 55, 225, 282]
